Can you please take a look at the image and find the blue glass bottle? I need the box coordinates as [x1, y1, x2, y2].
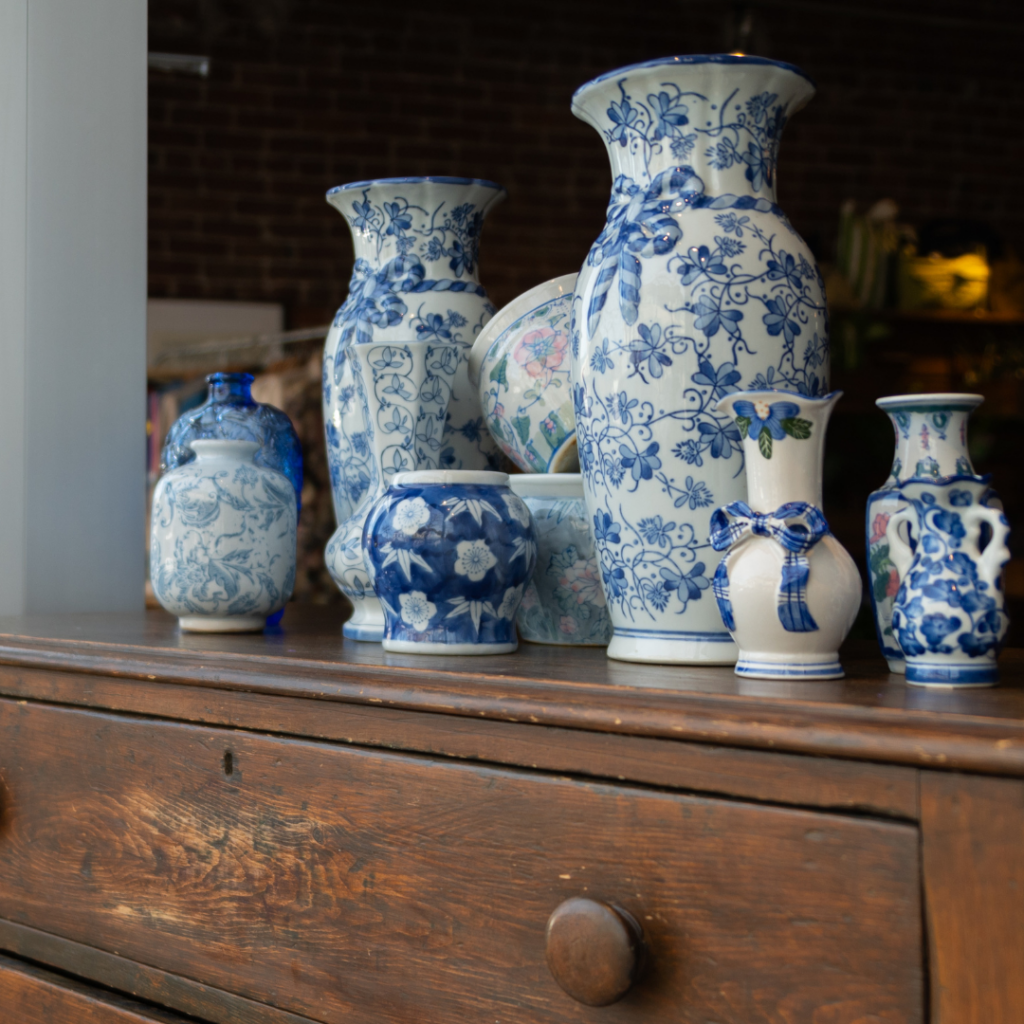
[161, 373, 303, 513]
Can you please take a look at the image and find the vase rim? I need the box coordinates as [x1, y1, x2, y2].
[392, 470, 509, 488]
[188, 439, 260, 461]
[719, 387, 842, 405]
[207, 371, 254, 385]
[876, 392, 984, 412]
[327, 176, 506, 196]
[508, 472, 583, 499]
[468, 273, 577, 385]
[572, 54, 815, 105]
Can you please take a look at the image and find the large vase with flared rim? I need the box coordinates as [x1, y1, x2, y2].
[867, 393, 983, 672]
[324, 339, 460, 641]
[712, 390, 861, 679]
[323, 176, 506, 544]
[569, 55, 829, 664]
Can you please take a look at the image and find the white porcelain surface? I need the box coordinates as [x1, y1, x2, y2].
[570, 56, 827, 664]
[712, 391, 861, 679]
[150, 439, 297, 633]
[509, 473, 612, 646]
[469, 274, 578, 473]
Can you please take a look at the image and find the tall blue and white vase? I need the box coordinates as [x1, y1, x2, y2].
[570, 55, 828, 664]
[867, 393, 983, 672]
[323, 176, 506, 530]
[887, 477, 1010, 687]
[151, 440, 297, 633]
[324, 339, 460, 640]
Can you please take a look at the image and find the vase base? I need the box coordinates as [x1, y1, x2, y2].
[606, 629, 737, 665]
[735, 652, 843, 680]
[179, 615, 266, 633]
[906, 662, 999, 687]
[886, 657, 907, 674]
[520, 635, 610, 648]
[343, 621, 385, 642]
[382, 639, 517, 656]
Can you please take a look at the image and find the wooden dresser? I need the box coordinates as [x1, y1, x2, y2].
[0, 608, 1020, 1023]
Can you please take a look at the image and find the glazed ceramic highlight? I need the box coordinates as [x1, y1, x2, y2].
[888, 477, 1009, 687]
[470, 274, 579, 473]
[867, 393, 983, 672]
[570, 55, 828, 664]
[508, 474, 611, 645]
[363, 470, 536, 654]
[323, 177, 506, 545]
[325, 339, 459, 641]
[150, 440, 297, 632]
[711, 391, 861, 679]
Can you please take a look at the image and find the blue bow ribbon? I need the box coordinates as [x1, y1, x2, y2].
[709, 501, 831, 633]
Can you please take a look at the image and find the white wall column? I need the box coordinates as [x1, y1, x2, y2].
[0, 0, 147, 614]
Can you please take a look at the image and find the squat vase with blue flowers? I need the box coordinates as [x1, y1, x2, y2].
[886, 477, 1010, 687]
[866, 393, 984, 672]
[711, 390, 861, 679]
[363, 470, 536, 655]
[569, 55, 829, 663]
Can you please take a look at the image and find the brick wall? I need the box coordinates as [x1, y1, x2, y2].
[149, 0, 1023, 324]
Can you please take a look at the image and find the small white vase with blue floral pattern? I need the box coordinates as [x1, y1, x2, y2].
[711, 390, 861, 679]
[867, 393, 983, 672]
[887, 476, 1010, 687]
[363, 470, 536, 655]
[508, 474, 611, 646]
[150, 440, 297, 632]
[570, 55, 828, 664]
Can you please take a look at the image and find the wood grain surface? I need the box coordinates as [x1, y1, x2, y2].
[0, 665, 920, 819]
[0, 607, 1020, 774]
[0, 699, 924, 1024]
[921, 772, 1024, 1024]
[0, 952, 192, 1023]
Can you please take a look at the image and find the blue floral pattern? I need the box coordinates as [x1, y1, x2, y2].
[151, 441, 297, 625]
[365, 479, 536, 650]
[570, 57, 826, 657]
[324, 341, 459, 639]
[889, 478, 1010, 684]
[324, 179, 505, 542]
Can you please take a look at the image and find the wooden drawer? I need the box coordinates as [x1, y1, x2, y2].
[0, 952, 193, 1023]
[0, 699, 923, 1023]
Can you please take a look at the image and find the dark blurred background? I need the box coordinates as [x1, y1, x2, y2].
[146, 0, 1024, 636]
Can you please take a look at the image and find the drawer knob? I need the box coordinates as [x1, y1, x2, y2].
[545, 897, 645, 1006]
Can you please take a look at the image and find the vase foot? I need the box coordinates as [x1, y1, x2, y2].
[735, 652, 844, 680]
[179, 615, 266, 633]
[886, 657, 907, 674]
[905, 662, 999, 687]
[606, 629, 737, 665]
[342, 599, 385, 642]
[382, 639, 517, 656]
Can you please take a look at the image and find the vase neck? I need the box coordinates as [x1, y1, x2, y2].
[719, 390, 839, 511]
[206, 372, 255, 405]
[327, 178, 505, 278]
[572, 56, 814, 199]
[879, 396, 980, 484]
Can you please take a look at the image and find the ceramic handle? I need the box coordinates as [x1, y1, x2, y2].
[885, 507, 916, 582]
[545, 898, 646, 1006]
[964, 505, 1011, 590]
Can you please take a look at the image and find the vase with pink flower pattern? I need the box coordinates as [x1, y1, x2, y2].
[867, 393, 984, 672]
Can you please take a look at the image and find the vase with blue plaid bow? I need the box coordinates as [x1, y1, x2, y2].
[710, 389, 861, 679]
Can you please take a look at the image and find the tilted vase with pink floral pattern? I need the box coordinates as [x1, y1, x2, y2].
[469, 274, 579, 473]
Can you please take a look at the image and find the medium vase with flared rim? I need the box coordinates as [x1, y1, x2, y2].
[867, 392, 984, 672]
[323, 176, 507, 540]
[712, 389, 861, 680]
[571, 55, 827, 665]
